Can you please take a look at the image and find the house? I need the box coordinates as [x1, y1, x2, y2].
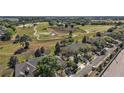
[79, 56, 90, 64]
[15, 56, 65, 77]
[15, 59, 39, 77]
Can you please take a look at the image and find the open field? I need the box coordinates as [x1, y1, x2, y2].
[76, 25, 113, 33]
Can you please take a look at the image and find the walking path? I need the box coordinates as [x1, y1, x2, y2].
[33, 23, 58, 40]
[33, 26, 40, 40]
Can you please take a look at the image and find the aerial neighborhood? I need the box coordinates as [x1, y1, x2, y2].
[0, 16, 124, 77]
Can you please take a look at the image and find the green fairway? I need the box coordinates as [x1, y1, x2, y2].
[75, 25, 113, 33]
[16, 26, 34, 39]
[36, 22, 49, 33]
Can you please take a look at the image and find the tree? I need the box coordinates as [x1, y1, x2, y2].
[81, 23, 85, 26]
[34, 48, 42, 57]
[116, 21, 122, 26]
[69, 31, 72, 38]
[10, 25, 16, 32]
[74, 53, 79, 64]
[65, 24, 68, 28]
[33, 23, 37, 27]
[49, 20, 57, 26]
[94, 39, 106, 50]
[119, 43, 123, 48]
[20, 34, 31, 43]
[83, 52, 92, 61]
[34, 47, 45, 57]
[15, 34, 20, 41]
[13, 34, 20, 44]
[68, 37, 74, 43]
[101, 49, 107, 55]
[8, 55, 18, 68]
[110, 31, 121, 39]
[65, 60, 78, 75]
[2, 28, 15, 41]
[96, 32, 102, 37]
[24, 41, 30, 49]
[54, 42, 61, 55]
[40, 47, 45, 54]
[14, 47, 25, 55]
[82, 36, 87, 43]
[36, 55, 61, 77]
[19, 34, 31, 49]
[71, 24, 74, 28]
[107, 28, 113, 32]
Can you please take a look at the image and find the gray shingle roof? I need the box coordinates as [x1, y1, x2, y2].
[15, 59, 39, 77]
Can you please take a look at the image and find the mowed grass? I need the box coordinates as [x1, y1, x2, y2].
[73, 25, 113, 41]
[36, 22, 68, 40]
[75, 25, 113, 33]
[16, 26, 34, 39]
[0, 41, 27, 65]
[0, 41, 35, 76]
[0, 41, 21, 76]
[0, 53, 13, 76]
[36, 22, 49, 33]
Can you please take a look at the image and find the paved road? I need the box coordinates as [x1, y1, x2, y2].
[102, 49, 124, 77]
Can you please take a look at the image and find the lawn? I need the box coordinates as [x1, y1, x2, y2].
[16, 26, 34, 39]
[36, 22, 49, 33]
[73, 25, 113, 42]
[0, 41, 20, 76]
[75, 25, 113, 33]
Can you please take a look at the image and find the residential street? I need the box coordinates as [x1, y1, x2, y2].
[74, 47, 116, 77]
